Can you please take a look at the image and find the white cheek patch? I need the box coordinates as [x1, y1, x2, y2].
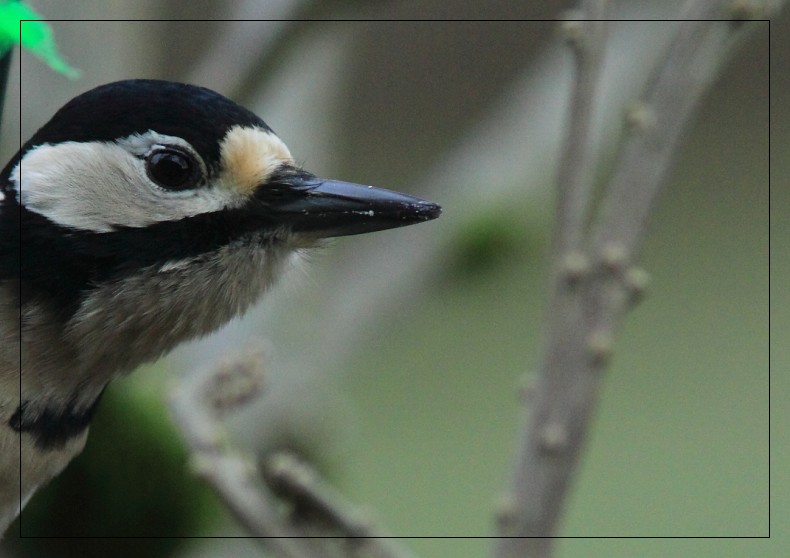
[11, 141, 238, 232]
[219, 126, 293, 196]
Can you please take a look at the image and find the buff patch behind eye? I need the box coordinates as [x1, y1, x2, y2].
[219, 126, 294, 196]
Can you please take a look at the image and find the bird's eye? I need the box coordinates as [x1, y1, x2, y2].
[145, 147, 200, 190]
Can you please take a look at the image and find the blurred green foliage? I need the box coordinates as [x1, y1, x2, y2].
[0, 1, 79, 77]
[443, 208, 537, 281]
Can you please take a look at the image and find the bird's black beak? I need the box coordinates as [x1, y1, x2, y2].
[259, 170, 442, 238]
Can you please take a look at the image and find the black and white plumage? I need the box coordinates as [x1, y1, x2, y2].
[0, 79, 440, 533]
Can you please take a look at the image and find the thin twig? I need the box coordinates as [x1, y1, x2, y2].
[552, 1, 612, 256]
[494, 2, 773, 557]
[169, 350, 319, 558]
[264, 452, 417, 558]
[170, 350, 417, 558]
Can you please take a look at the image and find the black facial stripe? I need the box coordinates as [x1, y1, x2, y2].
[5, 201, 282, 322]
[9, 392, 104, 451]
[0, 182, 22, 281]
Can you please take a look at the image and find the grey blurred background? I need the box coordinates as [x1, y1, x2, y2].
[0, 1, 782, 557]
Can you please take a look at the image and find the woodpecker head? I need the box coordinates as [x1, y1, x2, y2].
[1, 79, 441, 378]
[0, 80, 441, 528]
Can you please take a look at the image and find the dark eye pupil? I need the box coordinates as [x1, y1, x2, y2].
[147, 149, 197, 190]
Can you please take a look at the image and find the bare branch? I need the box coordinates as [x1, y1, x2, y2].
[169, 350, 320, 558]
[494, 2, 773, 557]
[552, 1, 612, 255]
[170, 350, 417, 558]
[264, 452, 417, 558]
[494, 5, 612, 557]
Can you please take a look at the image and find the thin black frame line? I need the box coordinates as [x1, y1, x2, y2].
[767, 16, 772, 542]
[13, 18, 772, 540]
[15, 18, 22, 540]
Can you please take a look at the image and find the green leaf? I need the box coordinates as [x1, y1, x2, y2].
[0, 1, 80, 78]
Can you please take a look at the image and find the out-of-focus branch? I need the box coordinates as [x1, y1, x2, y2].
[182, 0, 373, 103]
[494, 4, 612, 557]
[494, 2, 776, 558]
[552, 1, 612, 256]
[264, 452, 418, 558]
[169, 350, 319, 558]
[0, 48, 11, 132]
[170, 350, 416, 558]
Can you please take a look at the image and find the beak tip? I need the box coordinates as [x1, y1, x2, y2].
[414, 200, 442, 222]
